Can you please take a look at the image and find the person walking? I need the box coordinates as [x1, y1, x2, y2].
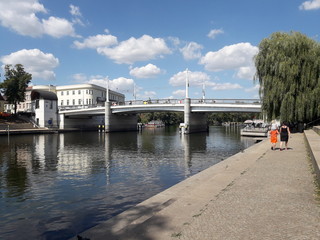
[269, 126, 279, 150]
[279, 122, 291, 151]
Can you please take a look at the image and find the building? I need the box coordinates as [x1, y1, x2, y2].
[4, 83, 125, 113]
[5, 85, 55, 114]
[56, 83, 125, 110]
[31, 90, 58, 128]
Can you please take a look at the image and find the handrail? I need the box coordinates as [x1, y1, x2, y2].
[305, 117, 320, 129]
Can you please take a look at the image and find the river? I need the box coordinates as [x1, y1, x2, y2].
[0, 126, 256, 240]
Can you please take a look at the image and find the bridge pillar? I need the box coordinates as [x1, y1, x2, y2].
[105, 101, 112, 132]
[182, 98, 208, 134]
[59, 113, 65, 129]
[105, 102, 138, 133]
[184, 98, 191, 134]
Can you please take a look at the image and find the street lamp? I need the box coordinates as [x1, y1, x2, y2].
[185, 68, 189, 99]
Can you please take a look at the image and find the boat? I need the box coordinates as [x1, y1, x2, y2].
[240, 119, 269, 137]
[144, 120, 165, 128]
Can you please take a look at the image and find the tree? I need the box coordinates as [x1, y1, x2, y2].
[0, 64, 32, 114]
[254, 32, 320, 123]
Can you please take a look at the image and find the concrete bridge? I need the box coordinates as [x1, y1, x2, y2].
[59, 98, 261, 134]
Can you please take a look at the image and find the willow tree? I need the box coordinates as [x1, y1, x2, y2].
[0, 64, 32, 114]
[254, 32, 320, 123]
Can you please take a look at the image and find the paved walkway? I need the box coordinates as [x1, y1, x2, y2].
[75, 133, 320, 240]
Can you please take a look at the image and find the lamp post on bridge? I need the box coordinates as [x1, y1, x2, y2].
[105, 77, 111, 133]
[185, 68, 189, 99]
[184, 68, 190, 134]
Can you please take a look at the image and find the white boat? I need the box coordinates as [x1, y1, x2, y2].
[145, 120, 165, 128]
[240, 119, 269, 137]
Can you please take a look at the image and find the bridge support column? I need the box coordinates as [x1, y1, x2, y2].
[183, 98, 191, 134]
[105, 102, 112, 132]
[59, 113, 65, 129]
[105, 102, 138, 133]
[182, 98, 208, 134]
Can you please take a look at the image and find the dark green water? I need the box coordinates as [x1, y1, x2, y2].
[0, 126, 255, 239]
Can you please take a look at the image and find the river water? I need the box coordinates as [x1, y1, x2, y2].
[0, 126, 256, 240]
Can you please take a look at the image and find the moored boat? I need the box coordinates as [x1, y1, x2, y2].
[240, 119, 269, 137]
[145, 120, 165, 128]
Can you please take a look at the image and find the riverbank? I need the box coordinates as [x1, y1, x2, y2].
[0, 128, 83, 135]
[74, 129, 320, 240]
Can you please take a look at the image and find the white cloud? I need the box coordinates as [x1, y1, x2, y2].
[1, 49, 59, 81]
[172, 89, 186, 98]
[0, 0, 77, 38]
[180, 42, 203, 60]
[110, 77, 135, 92]
[207, 29, 224, 39]
[245, 84, 260, 92]
[169, 70, 210, 87]
[137, 91, 157, 99]
[70, 4, 82, 16]
[42, 16, 76, 38]
[86, 76, 135, 93]
[168, 36, 181, 47]
[211, 83, 242, 90]
[199, 42, 258, 79]
[72, 73, 88, 82]
[97, 35, 172, 64]
[69, 4, 85, 26]
[129, 64, 161, 78]
[236, 66, 256, 80]
[299, 0, 320, 10]
[73, 34, 118, 49]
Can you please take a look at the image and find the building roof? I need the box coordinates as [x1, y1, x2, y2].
[31, 90, 58, 101]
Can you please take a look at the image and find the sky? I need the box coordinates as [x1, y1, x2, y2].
[0, 0, 319, 101]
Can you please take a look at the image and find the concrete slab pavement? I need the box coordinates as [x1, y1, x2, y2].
[75, 133, 320, 240]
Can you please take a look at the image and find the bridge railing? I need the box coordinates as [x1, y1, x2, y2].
[190, 99, 261, 104]
[59, 104, 104, 111]
[122, 99, 261, 106]
[58, 99, 261, 111]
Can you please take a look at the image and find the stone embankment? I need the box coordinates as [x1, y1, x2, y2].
[74, 126, 320, 240]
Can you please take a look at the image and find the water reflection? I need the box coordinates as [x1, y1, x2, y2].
[0, 126, 256, 240]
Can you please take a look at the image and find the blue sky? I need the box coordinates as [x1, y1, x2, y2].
[0, 0, 319, 101]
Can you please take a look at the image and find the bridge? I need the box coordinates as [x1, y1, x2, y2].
[59, 98, 261, 134]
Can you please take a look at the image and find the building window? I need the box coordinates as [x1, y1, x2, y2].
[86, 89, 89, 94]
[50, 101, 53, 109]
[61, 91, 64, 96]
[67, 91, 69, 95]
[72, 90, 75, 95]
[78, 99, 82, 105]
[35, 100, 39, 109]
[86, 99, 88, 105]
[72, 99, 75, 105]
[61, 100, 63, 106]
[78, 90, 81, 94]
[67, 100, 69, 105]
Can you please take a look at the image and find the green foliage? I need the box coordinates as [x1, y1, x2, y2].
[207, 112, 257, 125]
[138, 112, 255, 125]
[255, 31, 320, 123]
[138, 112, 184, 125]
[0, 64, 32, 114]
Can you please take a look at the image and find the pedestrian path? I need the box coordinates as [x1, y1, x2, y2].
[75, 133, 320, 240]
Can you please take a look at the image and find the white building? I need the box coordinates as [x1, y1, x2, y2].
[6, 85, 55, 114]
[31, 90, 58, 128]
[56, 84, 125, 110]
[5, 83, 125, 113]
